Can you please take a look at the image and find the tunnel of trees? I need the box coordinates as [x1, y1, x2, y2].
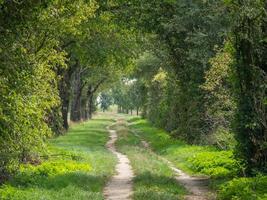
[0, 0, 266, 189]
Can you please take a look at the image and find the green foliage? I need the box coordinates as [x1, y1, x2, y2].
[112, 79, 143, 114]
[218, 175, 267, 200]
[0, 0, 266, 194]
[64, 3, 141, 122]
[15, 161, 91, 185]
[188, 151, 241, 178]
[201, 42, 237, 149]
[129, 118, 240, 178]
[118, 0, 230, 143]
[112, 0, 266, 174]
[208, 128, 237, 150]
[129, 117, 267, 198]
[99, 91, 113, 111]
[0, 0, 98, 177]
[0, 0, 140, 179]
[0, 116, 116, 200]
[227, 0, 267, 173]
[1, 160, 91, 192]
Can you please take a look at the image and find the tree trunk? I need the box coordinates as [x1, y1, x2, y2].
[62, 100, 69, 129]
[70, 68, 83, 122]
[58, 60, 77, 130]
[233, 3, 267, 173]
[88, 92, 94, 119]
[86, 79, 106, 119]
[81, 98, 88, 120]
[46, 106, 64, 135]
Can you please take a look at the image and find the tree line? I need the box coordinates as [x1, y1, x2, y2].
[0, 0, 140, 180]
[109, 0, 267, 175]
[0, 0, 266, 181]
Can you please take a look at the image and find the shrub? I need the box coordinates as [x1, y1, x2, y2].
[218, 175, 267, 200]
[10, 160, 91, 186]
[188, 151, 241, 178]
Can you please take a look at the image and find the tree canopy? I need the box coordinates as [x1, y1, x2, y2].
[0, 0, 266, 182]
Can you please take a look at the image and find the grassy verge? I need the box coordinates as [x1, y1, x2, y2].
[127, 117, 267, 200]
[112, 120, 187, 200]
[0, 115, 116, 200]
[128, 118, 239, 178]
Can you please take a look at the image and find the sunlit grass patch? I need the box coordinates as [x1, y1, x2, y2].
[0, 117, 116, 200]
[129, 118, 240, 178]
[127, 117, 267, 199]
[13, 160, 91, 185]
[115, 120, 186, 200]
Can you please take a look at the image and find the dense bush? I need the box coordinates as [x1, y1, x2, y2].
[0, 156, 92, 199]
[218, 175, 267, 200]
[13, 160, 91, 186]
[188, 151, 241, 178]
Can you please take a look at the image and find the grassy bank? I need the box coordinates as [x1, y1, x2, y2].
[0, 116, 116, 200]
[111, 120, 187, 200]
[128, 117, 267, 200]
[128, 118, 239, 178]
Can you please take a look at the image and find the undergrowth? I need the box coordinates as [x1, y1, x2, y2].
[218, 175, 267, 200]
[128, 117, 267, 199]
[128, 117, 241, 178]
[0, 116, 116, 200]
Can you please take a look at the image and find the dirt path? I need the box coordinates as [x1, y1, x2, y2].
[137, 134, 215, 200]
[103, 126, 134, 200]
[162, 156, 214, 200]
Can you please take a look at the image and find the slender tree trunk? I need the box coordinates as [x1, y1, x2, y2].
[137, 107, 139, 116]
[70, 68, 83, 122]
[84, 104, 89, 120]
[58, 60, 77, 130]
[86, 78, 106, 119]
[61, 99, 69, 129]
[60, 71, 72, 129]
[81, 98, 88, 120]
[70, 91, 82, 121]
[88, 91, 94, 119]
[86, 85, 93, 119]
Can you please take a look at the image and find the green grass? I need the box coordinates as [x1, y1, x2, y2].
[112, 120, 187, 200]
[127, 117, 267, 200]
[128, 118, 240, 178]
[2, 113, 265, 200]
[0, 116, 116, 200]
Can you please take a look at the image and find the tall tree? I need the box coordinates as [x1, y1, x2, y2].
[0, 0, 97, 177]
[228, 0, 267, 173]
